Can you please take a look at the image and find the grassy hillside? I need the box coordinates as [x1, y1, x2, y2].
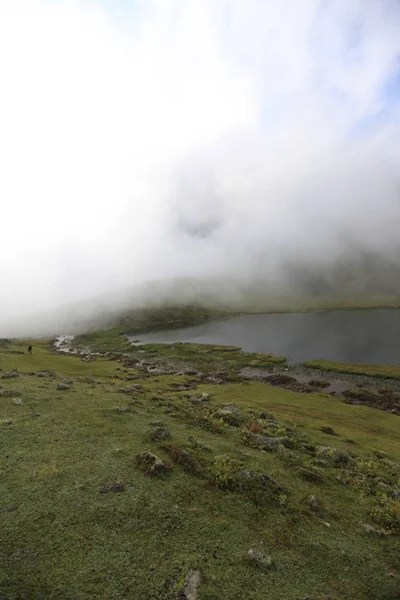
[1, 339, 400, 600]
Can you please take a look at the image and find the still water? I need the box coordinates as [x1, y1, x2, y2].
[129, 309, 400, 364]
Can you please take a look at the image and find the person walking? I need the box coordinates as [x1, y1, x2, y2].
[28, 345, 32, 355]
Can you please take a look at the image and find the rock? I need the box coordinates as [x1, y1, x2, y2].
[374, 450, 389, 460]
[178, 569, 202, 600]
[1, 371, 19, 379]
[316, 446, 355, 467]
[84, 377, 95, 384]
[298, 467, 325, 483]
[57, 383, 72, 391]
[241, 430, 290, 451]
[137, 451, 169, 477]
[170, 448, 201, 474]
[200, 392, 211, 401]
[2, 389, 22, 398]
[389, 488, 400, 500]
[308, 495, 320, 510]
[36, 372, 48, 378]
[247, 548, 273, 569]
[362, 524, 377, 533]
[100, 482, 125, 493]
[6, 504, 18, 512]
[131, 384, 144, 391]
[215, 406, 244, 427]
[321, 426, 339, 436]
[265, 374, 296, 386]
[259, 411, 276, 421]
[2, 420, 13, 425]
[308, 380, 330, 388]
[12, 399, 23, 406]
[188, 437, 211, 453]
[113, 406, 137, 414]
[151, 427, 171, 442]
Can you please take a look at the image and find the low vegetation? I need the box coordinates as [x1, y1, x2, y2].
[304, 358, 400, 380]
[1, 337, 400, 599]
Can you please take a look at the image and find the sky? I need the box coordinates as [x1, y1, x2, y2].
[1, 0, 400, 329]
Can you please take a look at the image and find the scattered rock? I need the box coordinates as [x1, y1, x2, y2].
[151, 427, 171, 442]
[308, 495, 320, 511]
[2, 419, 13, 426]
[298, 467, 325, 483]
[320, 426, 339, 436]
[215, 404, 245, 427]
[241, 430, 290, 451]
[113, 406, 137, 414]
[1, 371, 19, 379]
[362, 523, 377, 534]
[100, 482, 125, 493]
[131, 384, 144, 391]
[137, 451, 169, 477]
[57, 383, 72, 391]
[178, 569, 202, 600]
[188, 437, 211, 453]
[316, 446, 355, 467]
[12, 399, 23, 406]
[169, 447, 201, 474]
[265, 374, 296, 386]
[118, 387, 136, 394]
[308, 380, 330, 388]
[374, 450, 389, 460]
[84, 377, 95, 384]
[259, 411, 277, 421]
[247, 548, 273, 570]
[6, 504, 18, 512]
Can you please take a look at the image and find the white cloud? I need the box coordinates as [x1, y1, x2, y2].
[0, 0, 400, 330]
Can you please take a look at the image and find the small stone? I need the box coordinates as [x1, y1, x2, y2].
[247, 548, 273, 569]
[259, 411, 276, 421]
[84, 377, 95, 384]
[308, 495, 320, 510]
[374, 450, 389, 460]
[2, 420, 13, 426]
[298, 467, 325, 483]
[100, 483, 125, 493]
[1, 371, 19, 379]
[321, 426, 339, 436]
[12, 399, 23, 406]
[6, 504, 18, 512]
[57, 383, 72, 391]
[150, 427, 171, 442]
[180, 569, 202, 600]
[137, 451, 169, 477]
[362, 523, 376, 533]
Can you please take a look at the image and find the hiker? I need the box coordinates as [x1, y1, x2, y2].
[28, 345, 32, 355]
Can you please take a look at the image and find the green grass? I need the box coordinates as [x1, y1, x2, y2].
[304, 359, 400, 380]
[1, 341, 400, 600]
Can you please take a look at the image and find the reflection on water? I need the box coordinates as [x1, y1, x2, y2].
[129, 309, 400, 364]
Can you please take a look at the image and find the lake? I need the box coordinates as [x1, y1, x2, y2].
[129, 309, 400, 364]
